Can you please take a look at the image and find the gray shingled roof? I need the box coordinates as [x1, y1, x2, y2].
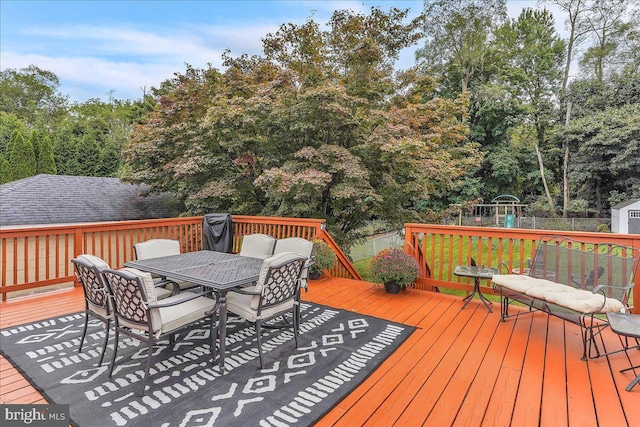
[612, 199, 640, 210]
[0, 174, 181, 226]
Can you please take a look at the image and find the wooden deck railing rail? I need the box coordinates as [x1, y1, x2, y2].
[403, 224, 640, 314]
[0, 215, 358, 300]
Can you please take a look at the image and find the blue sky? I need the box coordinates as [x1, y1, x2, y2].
[1, 1, 558, 103]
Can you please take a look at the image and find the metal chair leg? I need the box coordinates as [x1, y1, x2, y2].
[108, 329, 120, 377]
[98, 320, 110, 366]
[140, 340, 154, 396]
[293, 309, 299, 349]
[256, 321, 264, 369]
[78, 311, 89, 352]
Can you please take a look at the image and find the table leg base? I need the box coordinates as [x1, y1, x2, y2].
[461, 283, 492, 313]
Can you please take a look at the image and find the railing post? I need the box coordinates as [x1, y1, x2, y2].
[73, 226, 84, 287]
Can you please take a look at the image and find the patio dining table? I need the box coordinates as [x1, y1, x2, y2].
[125, 250, 264, 371]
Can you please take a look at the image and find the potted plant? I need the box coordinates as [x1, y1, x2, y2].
[370, 248, 420, 294]
[309, 239, 337, 279]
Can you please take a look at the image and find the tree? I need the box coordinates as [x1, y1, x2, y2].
[8, 129, 36, 180]
[578, 0, 634, 80]
[326, 7, 422, 100]
[37, 135, 57, 175]
[417, 0, 507, 93]
[0, 65, 68, 127]
[123, 8, 481, 247]
[0, 154, 12, 184]
[564, 104, 640, 213]
[0, 112, 27, 159]
[542, 0, 594, 98]
[492, 8, 565, 213]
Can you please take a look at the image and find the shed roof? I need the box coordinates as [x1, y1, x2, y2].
[0, 174, 180, 226]
[611, 199, 640, 210]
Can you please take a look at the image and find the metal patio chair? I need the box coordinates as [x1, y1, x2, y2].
[224, 252, 306, 368]
[71, 254, 113, 366]
[101, 267, 219, 396]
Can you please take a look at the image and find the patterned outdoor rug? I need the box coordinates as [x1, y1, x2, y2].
[0, 302, 413, 427]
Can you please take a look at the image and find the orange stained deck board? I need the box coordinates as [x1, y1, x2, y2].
[540, 316, 568, 427]
[510, 313, 548, 427]
[1, 278, 640, 426]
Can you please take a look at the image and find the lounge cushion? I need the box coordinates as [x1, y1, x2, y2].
[492, 274, 540, 294]
[492, 274, 625, 314]
[545, 289, 624, 314]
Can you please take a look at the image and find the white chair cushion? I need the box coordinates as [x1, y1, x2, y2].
[119, 267, 158, 304]
[493, 274, 625, 314]
[134, 239, 180, 259]
[157, 295, 217, 335]
[524, 280, 574, 300]
[239, 234, 276, 259]
[274, 238, 313, 257]
[227, 291, 294, 323]
[77, 254, 110, 270]
[87, 301, 111, 318]
[492, 274, 540, 294]
[545, 289, 625, 314]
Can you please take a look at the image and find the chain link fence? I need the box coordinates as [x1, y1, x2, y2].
[349, 217, 611, 264]
[349, 231, 404, 263]
[446, 216, 610, 232]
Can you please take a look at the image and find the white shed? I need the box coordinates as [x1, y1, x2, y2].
[611, 199, 640, 234]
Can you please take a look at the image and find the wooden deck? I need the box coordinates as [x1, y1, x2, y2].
[1, 278, 639, 426]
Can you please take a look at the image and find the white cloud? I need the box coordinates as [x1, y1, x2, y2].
[2, 51, 184, 101]
[24, 25, 223, 60]
[3, 21, 276, 101]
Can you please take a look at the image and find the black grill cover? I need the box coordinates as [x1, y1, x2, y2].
[202, 213, 234, 253]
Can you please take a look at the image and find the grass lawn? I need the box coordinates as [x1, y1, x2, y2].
[350, 236, 539, 302]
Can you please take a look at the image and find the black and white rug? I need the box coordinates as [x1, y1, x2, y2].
[0, 302, 413, 427]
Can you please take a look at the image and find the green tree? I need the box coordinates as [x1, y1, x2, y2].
[53, 134, 79, 176]
[0, 65, 68, 127]
[37, 135, 57, 175]
[542, 0, 593, 100]
[492, 8, 565, 213]
[0, 112, 28, 159]
[578, 0, 635, 80]
[123, 8, 482, 247]
[8, 130, 36, 180]
[564, 104, 640, 213]
[0, 154, 12, 184]
[29, 129, 41, 162]
[418, 0, 507, 93]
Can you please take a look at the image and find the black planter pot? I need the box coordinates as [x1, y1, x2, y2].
[309, 270, 322, 280]
[384, 282, 402, 294]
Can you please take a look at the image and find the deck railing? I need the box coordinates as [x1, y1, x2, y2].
[5, 217, 638, 310]
[0, 215, 359, 300]
[404, 224, 640, 313]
